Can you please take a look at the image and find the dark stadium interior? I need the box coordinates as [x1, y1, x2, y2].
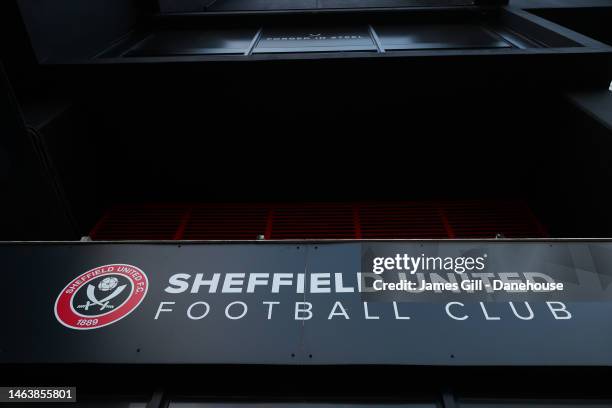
[3, 1, 612, 407]
[4, 70, 612, 241]
[2, 0, 612, 243]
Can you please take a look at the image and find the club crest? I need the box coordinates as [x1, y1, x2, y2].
[54, 264, 148, 330]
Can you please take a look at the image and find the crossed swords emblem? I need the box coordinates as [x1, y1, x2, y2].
[76, 283, 128, 311]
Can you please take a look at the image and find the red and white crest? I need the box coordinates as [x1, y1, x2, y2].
[54, 264, 148, 330]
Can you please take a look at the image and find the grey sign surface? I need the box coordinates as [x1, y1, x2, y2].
[1, 241, 612, 366]
[254, 27, 376, 53]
